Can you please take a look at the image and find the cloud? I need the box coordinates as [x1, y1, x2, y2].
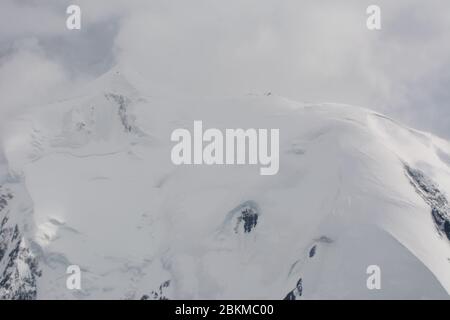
[0, 0, 65, 41]
[0, 37, 71, 170]
[112, 0, 450, 137]
[0, 38, 69, 119]
[0, 0, 449, 138]
[0, 0, 126, 124]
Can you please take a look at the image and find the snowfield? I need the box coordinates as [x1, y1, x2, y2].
[1, 67, 450, 299]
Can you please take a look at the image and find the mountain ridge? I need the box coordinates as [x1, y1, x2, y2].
[0, 67, 450, 299]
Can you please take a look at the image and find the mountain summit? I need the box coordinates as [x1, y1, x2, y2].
[1, 68, 450, 299]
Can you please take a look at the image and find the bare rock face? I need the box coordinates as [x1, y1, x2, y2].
[405, 165, 450, 241]
[0, 186, 41, 300]
[232, 201, 259, 234]
[284, 279, 302, 300]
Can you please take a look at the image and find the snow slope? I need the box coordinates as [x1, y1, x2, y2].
[1, 67, 450, 299]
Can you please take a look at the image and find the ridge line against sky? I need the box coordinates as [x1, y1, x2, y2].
[0, 0, 449, 139]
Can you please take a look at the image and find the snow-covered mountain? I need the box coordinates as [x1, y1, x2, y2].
[1, 67, 450, 299]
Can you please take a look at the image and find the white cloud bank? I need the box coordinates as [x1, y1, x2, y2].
[0, 0, 449, 137]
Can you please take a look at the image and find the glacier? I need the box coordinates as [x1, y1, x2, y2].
[1, 66, 450, 299]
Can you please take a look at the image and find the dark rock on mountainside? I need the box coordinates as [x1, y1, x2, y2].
[284, 278, 303, 300]
[404, 165, 450, 241]
[105, 93, 145, 137]
[141, 280, 171, 300]
[0, 186, 41, 300]
[239, 208, 259, 234]
[309, 245, 317, 258]
[231, 201, 260, 234]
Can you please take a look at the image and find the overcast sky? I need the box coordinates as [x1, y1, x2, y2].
[0, 0, 449, 138]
